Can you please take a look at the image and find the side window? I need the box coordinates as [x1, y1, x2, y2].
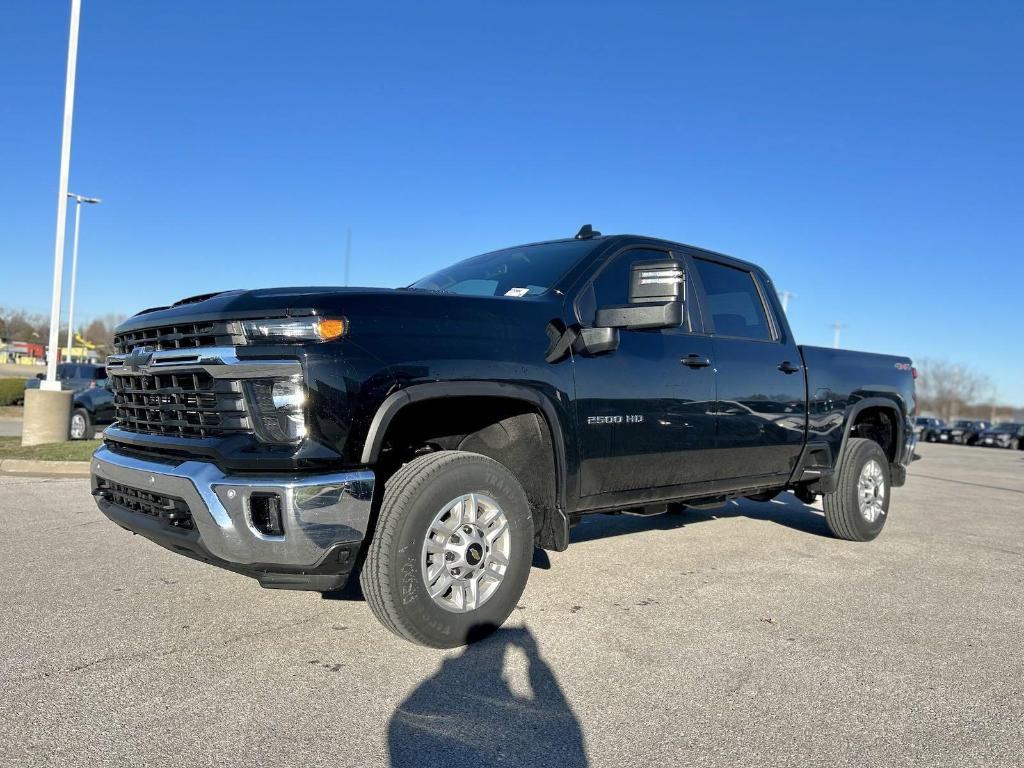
[591, 247, 678, 307]
[693, 259, 773, 341]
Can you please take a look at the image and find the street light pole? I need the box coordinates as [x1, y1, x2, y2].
[64, 193, 101, 362]
[43, 0, 82, 390]
[830, 322, 847, 349]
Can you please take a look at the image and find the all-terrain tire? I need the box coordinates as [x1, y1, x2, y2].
[360, 450, 534, 648]
[822, 437, 890, 542]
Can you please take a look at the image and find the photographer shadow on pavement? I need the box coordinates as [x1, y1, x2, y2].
[387, 626, 588, 768]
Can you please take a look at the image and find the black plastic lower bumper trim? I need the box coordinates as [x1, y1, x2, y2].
[97, 497, 359, 592]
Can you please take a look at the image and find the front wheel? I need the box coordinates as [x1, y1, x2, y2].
[822, 437, 891, 542]
[360, 451, 534, 648]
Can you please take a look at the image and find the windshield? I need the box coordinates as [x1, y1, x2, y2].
[409, 240, 597, 297]
[993, 423, 1022, 430]
[952, 421, 975, 428]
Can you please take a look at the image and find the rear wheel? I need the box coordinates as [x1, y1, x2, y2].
[361, 451, 534, 648]
[822, 437, 890, 542]
[70, 408, 91, 440]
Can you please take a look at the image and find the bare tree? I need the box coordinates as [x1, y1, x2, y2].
[916, 358, 992, 421]
[81, 314, 126, 353]
[0, 307, 49, 342]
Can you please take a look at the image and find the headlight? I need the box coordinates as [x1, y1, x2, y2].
[242, 317, 346, 343]
[247, 377, 307, 443]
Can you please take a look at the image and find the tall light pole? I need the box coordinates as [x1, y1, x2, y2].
[343, 227, 352, 287]
[777, 290, 794, 313]
[830, 322, 847, 349]
[23, 0, 82, 446]
[65, 193, 101, 361]
[42, 0, 82, 390]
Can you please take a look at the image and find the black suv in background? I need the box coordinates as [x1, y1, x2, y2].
[914, 417, 944, 442]
[937, 420, 989, 445]
[975, 423, 1024, 450]
[24, 363, 115, 439]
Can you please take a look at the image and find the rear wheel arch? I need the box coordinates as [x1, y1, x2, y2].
[839, 398, 904, 466]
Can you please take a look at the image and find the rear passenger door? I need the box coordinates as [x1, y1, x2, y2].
[689, 257, 806, 482]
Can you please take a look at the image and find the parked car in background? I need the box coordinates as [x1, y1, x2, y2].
[24, 363, 115, 439]
[937, 419, 989, 445]
[914, 417, 945, 442]
[976, 423, 1024, 449]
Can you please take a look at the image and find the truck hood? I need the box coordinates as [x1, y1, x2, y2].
[116, 287, 399, 333]
[115, 286, 556, 336]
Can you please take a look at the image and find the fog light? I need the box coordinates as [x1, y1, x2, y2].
[250, 493, 284, 536]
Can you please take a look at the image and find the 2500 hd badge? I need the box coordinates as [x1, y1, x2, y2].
[587, 415, 644, 424]
[91, 226, 916, 648]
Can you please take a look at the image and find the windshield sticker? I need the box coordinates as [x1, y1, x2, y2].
[504, 287, 529, 297]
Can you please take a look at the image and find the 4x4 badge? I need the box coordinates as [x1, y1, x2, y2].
[127, 346, 155, 372]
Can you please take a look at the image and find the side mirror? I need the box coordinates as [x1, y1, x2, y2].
[572, 326, 619, 357]
[594, 259, 685, 330]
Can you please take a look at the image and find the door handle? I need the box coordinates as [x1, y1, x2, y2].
[778, 361, 801, 374]
[681, 354, 711, 369]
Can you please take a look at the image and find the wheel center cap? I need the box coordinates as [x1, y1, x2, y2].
[465, 543, 483, 567]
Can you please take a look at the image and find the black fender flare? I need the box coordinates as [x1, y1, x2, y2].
[360, 381, 569, 512]
[837, 395, 906, 473]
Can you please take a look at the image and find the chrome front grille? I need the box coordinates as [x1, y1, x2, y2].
[106, 325, 304, 444]
[110, 370, 249, 439]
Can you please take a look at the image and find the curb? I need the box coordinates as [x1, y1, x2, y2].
[0, 459, 91, 477]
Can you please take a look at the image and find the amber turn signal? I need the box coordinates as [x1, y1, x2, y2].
[316, 318, 347, 340]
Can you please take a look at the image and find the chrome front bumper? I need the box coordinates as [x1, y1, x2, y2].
[91, 446, 375, 576]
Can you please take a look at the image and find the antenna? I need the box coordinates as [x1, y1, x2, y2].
[574, 224, 601, 240]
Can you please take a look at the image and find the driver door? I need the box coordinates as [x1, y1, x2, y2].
[572, 247, 718, 503]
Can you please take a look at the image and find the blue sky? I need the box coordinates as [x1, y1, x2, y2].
[2, 2, 1022, 402]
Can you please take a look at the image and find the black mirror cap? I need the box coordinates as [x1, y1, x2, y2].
[629, 259, 685, 304]
[595, 301, 683, 330]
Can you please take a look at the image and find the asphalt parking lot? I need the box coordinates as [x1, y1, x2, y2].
[1, 442, 1022, 768]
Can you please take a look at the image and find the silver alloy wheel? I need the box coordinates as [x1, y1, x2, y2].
[70, 413, 86, 440]
[857, 459, 886, 522]
[421, 493, 511, 613]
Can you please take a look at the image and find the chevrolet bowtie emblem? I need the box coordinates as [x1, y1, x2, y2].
[127, 345, 155, 372]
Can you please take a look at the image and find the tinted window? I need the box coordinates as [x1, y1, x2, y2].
[410, 240, 597, 297]
[92, 367, 108, 380]
[592, 248, 669, 309]
[693, 259, 772, 341]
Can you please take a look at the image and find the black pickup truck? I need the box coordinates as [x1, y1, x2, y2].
[91, 228, 916, 647]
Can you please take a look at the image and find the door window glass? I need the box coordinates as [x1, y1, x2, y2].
[592, 248, 669, 309]
[693, 259, 772, 341]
